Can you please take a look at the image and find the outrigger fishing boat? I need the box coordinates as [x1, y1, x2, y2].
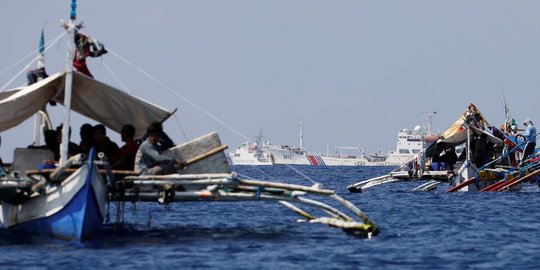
[0, 1, 378, 240]
[348, 103, 540, 193]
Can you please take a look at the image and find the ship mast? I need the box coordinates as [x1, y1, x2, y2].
[423, 111, 436, 135]
[299, 119, 304, 150]
[59, 0, 77, 165]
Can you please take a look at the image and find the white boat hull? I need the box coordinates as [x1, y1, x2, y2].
[1, 164, 107, 240]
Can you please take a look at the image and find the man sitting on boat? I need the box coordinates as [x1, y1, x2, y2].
[110, 124, 138, 170]
[138, 123, 186, 175]
[136, 122, 175, 151]
[56, 125, 80, 160]
[26, 55, 49, 85]
[78, 123, 94, 155]
[92, 124, 119, 161]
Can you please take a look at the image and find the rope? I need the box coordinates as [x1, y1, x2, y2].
[236, 167, 276, 182]
[285, 164, 319, 186]
[99, 59, 131, 94]
[0, 29, 62, 76]
[76, 29, 197, 149]
[172, 114, 189, 142]
[0, 30, 68, 92]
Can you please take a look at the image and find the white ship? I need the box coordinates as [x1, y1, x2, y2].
[229, 121, 437, 166]
[227, 131, 274, 165]
[384, 127, 426, 165]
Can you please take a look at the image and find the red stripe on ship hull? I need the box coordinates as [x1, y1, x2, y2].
[307, 155, 319, 165]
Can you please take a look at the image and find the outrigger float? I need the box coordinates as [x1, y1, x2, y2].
[0, 1, 378, 240]
[348, 103, 540, 193]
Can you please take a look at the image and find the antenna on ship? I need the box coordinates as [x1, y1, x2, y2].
[299, 119, 304, 150]
[255, 128, 264, 146]
[59, 0, 77, 165]
[423, 111, 436, 136]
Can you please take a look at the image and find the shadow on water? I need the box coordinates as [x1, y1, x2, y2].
[83, 223, 295, 249]
[0, 224, 292, 247]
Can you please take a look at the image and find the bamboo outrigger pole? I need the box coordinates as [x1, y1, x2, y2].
[118, 172, 380, 237]
[185, 145, 228, 165]
[59, 0, 77, 166]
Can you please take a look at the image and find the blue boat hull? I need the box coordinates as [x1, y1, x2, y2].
[3, 151, 107, 241]
[11, 181, 103, 240]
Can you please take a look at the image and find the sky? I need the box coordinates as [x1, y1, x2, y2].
[1, 1, 540, 161]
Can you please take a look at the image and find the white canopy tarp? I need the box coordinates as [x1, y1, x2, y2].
[439, 126, 502, 145]
[0, 71, 173, 138]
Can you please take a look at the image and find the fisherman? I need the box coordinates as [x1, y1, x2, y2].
[110, 124, 139, 170]
[137, 121, 175, 151]
[443, 144, 458, 171]
[138, 123, 186, 175]
[92, 124, 119, 161]
[473, 133, 488, 168]
[62, 21, 107, 78]
[520, 118, 537, 163]
[27, 29, 49, 85]
[73, 33, 107, 77]
[56, 125, 80, 160]
[78, 123, 94, 154]
[500, 124, 520, 167]
[26, 55, 49, 85]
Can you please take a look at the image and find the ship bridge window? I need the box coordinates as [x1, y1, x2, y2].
[399, 149, 410, 154]
[412, 149, 421, 154]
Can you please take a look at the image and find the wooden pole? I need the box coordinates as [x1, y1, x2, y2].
[446, 177, 475, 192]
[238, 179, 335, 195]
[185, 145, 228, 165]
[278, 201, 315, 220]
[125, 173, 232, 180]
[497, 168, 540, 191]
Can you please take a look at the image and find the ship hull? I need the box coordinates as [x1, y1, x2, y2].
[1, 164, 107, 241]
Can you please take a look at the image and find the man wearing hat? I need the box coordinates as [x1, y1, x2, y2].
[138, 122, 187, 175]
[521, 118, 537, 163]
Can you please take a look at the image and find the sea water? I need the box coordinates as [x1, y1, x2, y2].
[1, 165, 539, 269]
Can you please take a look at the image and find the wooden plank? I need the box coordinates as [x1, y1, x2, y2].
[163, 132, 231, 174]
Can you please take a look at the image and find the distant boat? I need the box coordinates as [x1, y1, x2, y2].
[348, 103, 538, 193]
[229, 125, 437, 166]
